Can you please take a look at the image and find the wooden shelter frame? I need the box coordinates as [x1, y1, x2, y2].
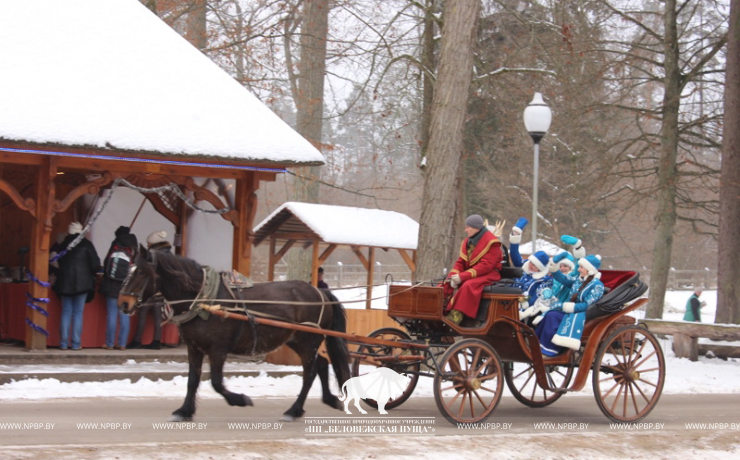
[251, 206, 417, 309]
[0, 140, 298, 350]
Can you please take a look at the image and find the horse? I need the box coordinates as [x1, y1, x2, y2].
[117, 246, 351, 422]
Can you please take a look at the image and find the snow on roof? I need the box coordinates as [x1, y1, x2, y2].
[0, 0, 323, 166]
[254, 202, 419, 250]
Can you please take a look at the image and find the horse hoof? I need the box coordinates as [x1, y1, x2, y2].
[280, 415, 296, 423]
[168, 414, 193, 422]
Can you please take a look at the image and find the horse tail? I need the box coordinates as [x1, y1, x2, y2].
[323, 290, 351, 387]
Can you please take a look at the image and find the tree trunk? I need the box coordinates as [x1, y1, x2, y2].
[416, 0, 481, 282]
[717, 0, 740, 324]
[646, 0, 681, 319]
[184, 0, 207, 51]
[419, 0, 438, 160]
[288, 0, 329, 281]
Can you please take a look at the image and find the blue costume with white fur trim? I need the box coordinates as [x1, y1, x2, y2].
[551, 251, 577, 303]
[536, 255, 605, 356]
[510, 245, 552, 308]
[508, 225, 553, 322]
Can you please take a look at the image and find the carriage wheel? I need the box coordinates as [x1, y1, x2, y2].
[592, 325, 665, 423]
[504, 360, 574, 408]
[433, 338, 503, 425]
[351, 327, 420, 410]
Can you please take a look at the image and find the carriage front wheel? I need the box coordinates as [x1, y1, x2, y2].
[433, 338, 503, 425]
[351, 327, 421, 410]
[592, 324, 666, 423]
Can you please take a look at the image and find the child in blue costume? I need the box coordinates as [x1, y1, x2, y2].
[507, 218, 553, 322]
[548, 234, 587, 303]
[535, 254, 605, 356]
[550, 251, 577, 303]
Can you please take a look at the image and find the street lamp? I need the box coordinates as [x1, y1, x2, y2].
[523, 92, 552, 253]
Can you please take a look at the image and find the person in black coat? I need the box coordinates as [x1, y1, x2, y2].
[129, 230, 171, 350]
[317, 267, 329, 289]
[100, 226, 138, 350]
[53, 222, 100, 350]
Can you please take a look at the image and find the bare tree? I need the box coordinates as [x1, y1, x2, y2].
[284, 0, 330, 280]
[594, 0, 728, 318]
[416, 0, 482, 281]
[717, 0, 740, 324]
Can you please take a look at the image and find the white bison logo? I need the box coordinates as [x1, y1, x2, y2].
[339, 367, 411, 415]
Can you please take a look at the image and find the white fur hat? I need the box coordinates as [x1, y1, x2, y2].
[147, 230, 168, 246]
[68, 221, 83, 235]
[579, 254, 602, 277]
[522, 250, 550, 280]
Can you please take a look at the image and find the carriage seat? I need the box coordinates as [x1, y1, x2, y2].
[585, 270, 646, 320]
[499, 266, 523, 280]
[480, 267, 524, 295]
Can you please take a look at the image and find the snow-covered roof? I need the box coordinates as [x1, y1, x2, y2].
[253, 202, 419, 250]
[0, 0, 323, 166]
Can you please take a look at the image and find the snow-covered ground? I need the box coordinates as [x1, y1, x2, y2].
[1, 289, 737, 401]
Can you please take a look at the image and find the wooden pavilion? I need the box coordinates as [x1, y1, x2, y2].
[252, 202, 419, 309]
[0, 1, 323, 350]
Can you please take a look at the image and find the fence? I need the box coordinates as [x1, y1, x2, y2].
[665, 269, 717, 290]
[274, 263, 413, 287]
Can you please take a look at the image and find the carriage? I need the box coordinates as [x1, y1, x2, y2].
[349, 267, 665, 425]
[119, 248, 664, 426]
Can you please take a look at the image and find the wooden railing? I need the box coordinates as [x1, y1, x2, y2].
[638, 319, 740, 361]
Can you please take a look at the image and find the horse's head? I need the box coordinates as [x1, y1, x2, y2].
[118, 245, 158, 315]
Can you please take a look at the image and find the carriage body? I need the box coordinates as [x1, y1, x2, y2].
[351, 270, 664, 424]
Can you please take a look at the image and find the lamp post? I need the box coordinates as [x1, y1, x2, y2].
[523, 92, 552, 253]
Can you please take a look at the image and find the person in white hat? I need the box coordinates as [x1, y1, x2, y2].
[53, 222, 100, 351]
[536, 254, 605, 356]
[129, 230, 172, 350]
[146, 230, 171, 252]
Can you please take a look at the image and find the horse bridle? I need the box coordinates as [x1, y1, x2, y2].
[120, 251, 160, 309]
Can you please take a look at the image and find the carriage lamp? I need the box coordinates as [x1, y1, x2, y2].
[523, 92, 552, 253]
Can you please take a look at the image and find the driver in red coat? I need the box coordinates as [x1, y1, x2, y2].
[443, 214, 503, 324]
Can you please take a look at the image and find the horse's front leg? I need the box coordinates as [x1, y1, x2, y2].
[208, 348, 252, 407]
[170, 344, 204, 422]
[281, 334, 322, 422]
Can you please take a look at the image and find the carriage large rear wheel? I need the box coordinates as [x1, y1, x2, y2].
[592, 325, 665, 423]
[351, 327, 421, 410]
[504, 360, 573, 408]
[434, 338, 503, 424]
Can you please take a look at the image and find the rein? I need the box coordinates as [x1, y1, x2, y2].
[162, 281, 429, 308]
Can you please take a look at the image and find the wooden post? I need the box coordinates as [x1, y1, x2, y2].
[232, 173, 258, 275]
[176, 193, 189, 257]
[311, 238, 320, 286]
[673, 333, 698, 361]
[366, 247, 375, 309]
[26, 158, 57, 350]
[268, 235, 276, 282]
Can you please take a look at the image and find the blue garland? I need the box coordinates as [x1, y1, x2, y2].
[26, 293, 50, 303]
[26, 301, 50, 317]
[25, 318, 50, 337]
[24, 269, 50, 337]
[25, 269, 51, 288]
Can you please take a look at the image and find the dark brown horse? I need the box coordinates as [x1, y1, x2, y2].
[118, 247, 351, 422]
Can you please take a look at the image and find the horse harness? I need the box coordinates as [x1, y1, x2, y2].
[158, 265, 329, 354]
